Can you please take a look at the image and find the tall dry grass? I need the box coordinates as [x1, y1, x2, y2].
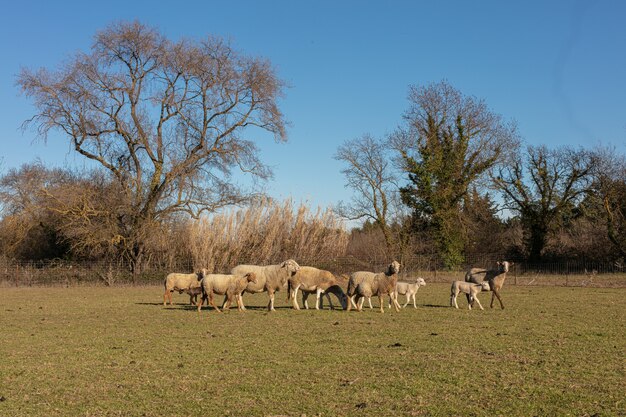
[187, 198, 349, 272]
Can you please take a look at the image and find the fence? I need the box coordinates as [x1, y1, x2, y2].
[1, 256, 625, 288]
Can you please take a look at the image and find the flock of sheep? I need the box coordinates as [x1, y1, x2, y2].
[163, 259, 512, 313]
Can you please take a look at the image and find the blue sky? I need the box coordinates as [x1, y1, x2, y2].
[1, 0, 625, 213]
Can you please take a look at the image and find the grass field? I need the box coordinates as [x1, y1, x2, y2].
[1, 284, 624, 416]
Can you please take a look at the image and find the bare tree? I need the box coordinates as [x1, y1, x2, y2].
[590, 146, 626, 258]
[493, 145, 594, 261]
[334, 134, 401, 255]
[17, 21, 287, 277]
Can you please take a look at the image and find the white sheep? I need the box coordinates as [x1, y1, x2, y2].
[197, 273, 236, 313]
[286, 266, 347, 310]
[163, 269, 206, 306]
[348, 261, 402, 313]
[450, 280, 491, 310]
[390, 277, 427, 309]
[346, 272, 374, 310]
[231, 259, 301, 311]
[465, 261, 512, 309]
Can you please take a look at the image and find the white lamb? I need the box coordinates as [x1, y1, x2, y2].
[450, 280, 491, 310]
[390, 277, 427, 308]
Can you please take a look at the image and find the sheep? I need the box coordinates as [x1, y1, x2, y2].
[390, 277, 427, 309]
[465, 261, 512, 309]
[348, 261, 402, 313]
[222, 273, 257, 312]
[450, 280, 491, 310]
[346, 272, 374, 310]
[197, 273, 236, 313]
[230, 259, 301, 311]
[300, 285, 344, 310]
[286, 266, 348, 310]
[163, 269, 206, 306]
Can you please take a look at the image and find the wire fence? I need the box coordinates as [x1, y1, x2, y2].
[1, 256, 625, 288]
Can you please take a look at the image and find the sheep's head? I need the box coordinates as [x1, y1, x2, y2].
[282, 259, 301, 276]
[416, 277, 426, 286]
[245, 272, 257, 284]
[497, 261, 511, 273]
[481, 281, 491, 291]
[387, 261, 401, 275]
[197, 269, 207, 281]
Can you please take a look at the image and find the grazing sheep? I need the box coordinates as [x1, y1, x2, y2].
[287, 266, 348, 310]
[450, 280, 491, 310]
[348, 261, 402, 313]
[163, 269, 206, 306]
[222, 273, 257, 312]
[465, 261, 512, 309]
[231, 259, 301, 311]
[300, 285, 345, 310]
[390, 278, 427, 309]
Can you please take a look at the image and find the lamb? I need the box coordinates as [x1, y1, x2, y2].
[465, 261, 512, 309]
[230, 259, 301, 311]
[390, 277, 427, 309]
[163, 269, 206, 306]
[450, 280, 491, 310]
[286, 266, 348, 310]
[348, 261, 402, 313]
[222, 273, 257, 312]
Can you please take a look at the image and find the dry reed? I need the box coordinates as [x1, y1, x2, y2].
[187, 198, 349, 272]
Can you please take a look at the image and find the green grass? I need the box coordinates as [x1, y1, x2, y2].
[1, 284, 624, 416]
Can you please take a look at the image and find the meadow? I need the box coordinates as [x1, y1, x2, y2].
[1, 283, 624, 416]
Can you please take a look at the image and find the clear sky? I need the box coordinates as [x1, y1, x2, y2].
[1, 0, 625, 214]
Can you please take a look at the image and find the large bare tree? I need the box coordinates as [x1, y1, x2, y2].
[493, 145, 594, 261]
[17, 21, 287, 276]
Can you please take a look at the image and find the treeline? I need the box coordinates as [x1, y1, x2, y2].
[2, 21, 625, 275]
[335, 83, 626, 269]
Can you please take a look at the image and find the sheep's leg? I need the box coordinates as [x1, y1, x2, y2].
[412, 293, 417, 309]
[164, 290, 170, 306]
[378, 295, 385, 313]
[473, 294, 484, 310]
[315, 288, 324, 310]
[403, 293, 410, 308]
[208, 292, 222, 313]
[491, 289, 504, 309]
[324, 293, 334, 310]
[223, 295, 232, 311]
[390, 294, 401, 312]
[467, 294, 473, 310]
[355, 295, 363, 312]
[238, 292, 247, 311]
[349, 295, 358, 309]
[267, 289, 276, 311]
[451, 292, 459, 309]
[197, 293, 207, 312]
[302, 291, 310, 309]
[291, 284, 301, 310]
[367, 297, 373, 309]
